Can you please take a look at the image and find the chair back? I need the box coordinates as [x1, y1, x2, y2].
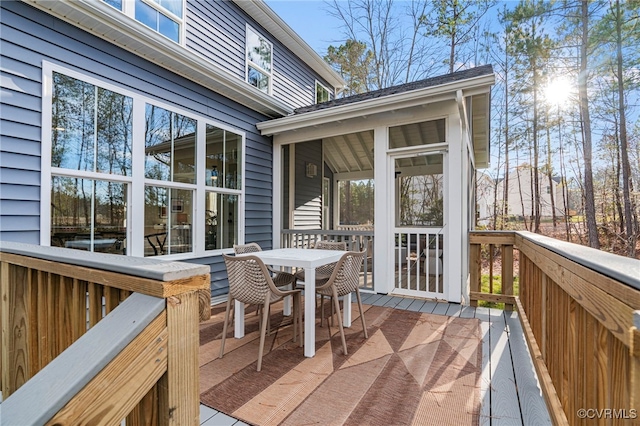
[233, 242, 262, 254]
[315, 240, 347, 251]
[328, 251, 366, 296]
[223, 254, 275, 305]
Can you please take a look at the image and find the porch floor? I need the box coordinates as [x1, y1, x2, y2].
[199, 293, 552, 426]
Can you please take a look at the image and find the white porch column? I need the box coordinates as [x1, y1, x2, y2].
[272, 139, 282, 249]
[447, 114, 464, 303]
[373, 126, 393, 294]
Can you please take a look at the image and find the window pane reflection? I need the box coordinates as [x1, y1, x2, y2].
[52, 73, 133, 176]
[205, 192, 238, 250]
[205, 125, 241, 190]
[145, 104, 196, 183]
[144, 186, 193, 256]
[51, 177, 127, 254]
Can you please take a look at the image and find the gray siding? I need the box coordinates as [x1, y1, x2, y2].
[294, 140, 322, 229]
[185, 0, 333, 109]
[0, 1, 275, 297]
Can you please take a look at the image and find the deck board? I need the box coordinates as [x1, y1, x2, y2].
[431, 302, 450, 315]
[505, 311, 552, 425]
[488, 309, 523, 425]
[475, 307, 492, 426]
[405, 298, 425, 312]
[418, 300, 438, 313]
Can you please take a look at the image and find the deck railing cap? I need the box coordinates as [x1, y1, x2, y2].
[517, 231, 640, 291]
[0, 241, 210, 281]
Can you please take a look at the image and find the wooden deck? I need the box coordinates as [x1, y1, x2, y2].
[199, 294, 552, 426]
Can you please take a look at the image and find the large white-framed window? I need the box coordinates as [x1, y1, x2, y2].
[41, 62, 245, 259]
[102, 0, 184, 43]
[315, 81, 331, 104]
[246, 25, 273, 94]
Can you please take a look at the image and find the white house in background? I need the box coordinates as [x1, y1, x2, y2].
[478, 165, 569, 223]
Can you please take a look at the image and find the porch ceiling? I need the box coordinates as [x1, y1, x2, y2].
[258, 67, 495, 171]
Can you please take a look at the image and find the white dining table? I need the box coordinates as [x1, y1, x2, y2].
[234, 248, 350, 357]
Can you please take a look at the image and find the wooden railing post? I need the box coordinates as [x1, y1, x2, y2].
[631, 311, 640, 418]
[161, 291, 200, 425]
[502, 244, 514, 311]
[469, 242, 481, 307]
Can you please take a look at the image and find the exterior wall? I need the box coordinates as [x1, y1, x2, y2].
[293, 140, 322, 229]
[0, 1, 275, 297]
[186, 0, 333, 109]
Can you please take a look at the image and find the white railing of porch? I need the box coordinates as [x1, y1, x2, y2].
[280, 229, 374, 291]
[394, 227, 445, 299]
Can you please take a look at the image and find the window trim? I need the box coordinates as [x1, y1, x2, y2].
[315, 80, 331, 104]
[41, 61, 246, 260]
[104, 0, 185, 44]
[245, 24, 273, 95]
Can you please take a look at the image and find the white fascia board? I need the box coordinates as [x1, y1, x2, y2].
[233, 0, 346, 91]
[257, 73, 495, 135]
[26, 0, 293, 118]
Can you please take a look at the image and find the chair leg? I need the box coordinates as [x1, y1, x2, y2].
[332, 288, 348, 355]
[355, 289, 368, 339]
[320, 294, 325, 327]
[257, 299, 270, 372]
[297, 293, 303, 346]
[219, 295, 234, 359]
[292, 293, 297, 344]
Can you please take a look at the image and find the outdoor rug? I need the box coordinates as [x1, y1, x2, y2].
[199, 300, 482, 426]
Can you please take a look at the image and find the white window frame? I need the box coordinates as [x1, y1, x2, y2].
[41, 61, 245, 260]
[245, 24, 273, 95]
[104, 0, 185, 44]
[315, 80, 331, 104]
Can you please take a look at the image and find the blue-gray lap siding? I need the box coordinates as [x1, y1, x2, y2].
[186, 0, 334, 109]
[0, 1, 276, 296]
[293, 141, 323, 229]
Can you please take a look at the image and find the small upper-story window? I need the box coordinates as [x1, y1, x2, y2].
[316, 81, 331, 104]
[246, 26, 272, 94]
[102, 0, 183, 43]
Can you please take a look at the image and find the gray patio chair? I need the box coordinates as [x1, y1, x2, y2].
[233, 243, 297, 288]
[294, 240, 347, 326]
[315, 250, 369, 355]
[219, 254, 303, 371]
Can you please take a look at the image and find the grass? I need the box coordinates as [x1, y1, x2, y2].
[478, 274, 520, 309]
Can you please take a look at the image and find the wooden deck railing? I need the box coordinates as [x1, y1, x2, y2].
[470, 230, 640, 425]
[0, 241, 211, 425]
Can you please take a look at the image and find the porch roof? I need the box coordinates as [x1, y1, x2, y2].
[257, 65, 495, 169]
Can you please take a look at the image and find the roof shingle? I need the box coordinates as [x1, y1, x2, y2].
[294, 64, 494, 115]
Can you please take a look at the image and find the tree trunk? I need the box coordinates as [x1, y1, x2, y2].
[578, 1, 600, 249]
[614, 0, 636, 257]
[503, 38, 510, 228]
[545, 108, 557, 229]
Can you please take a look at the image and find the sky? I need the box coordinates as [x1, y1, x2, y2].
[265, 1, 345, 56]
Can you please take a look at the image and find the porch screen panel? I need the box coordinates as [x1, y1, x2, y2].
[394, 153, 445, 297]
[389, 119, 445, 149]
[396, 155, 443, 227]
